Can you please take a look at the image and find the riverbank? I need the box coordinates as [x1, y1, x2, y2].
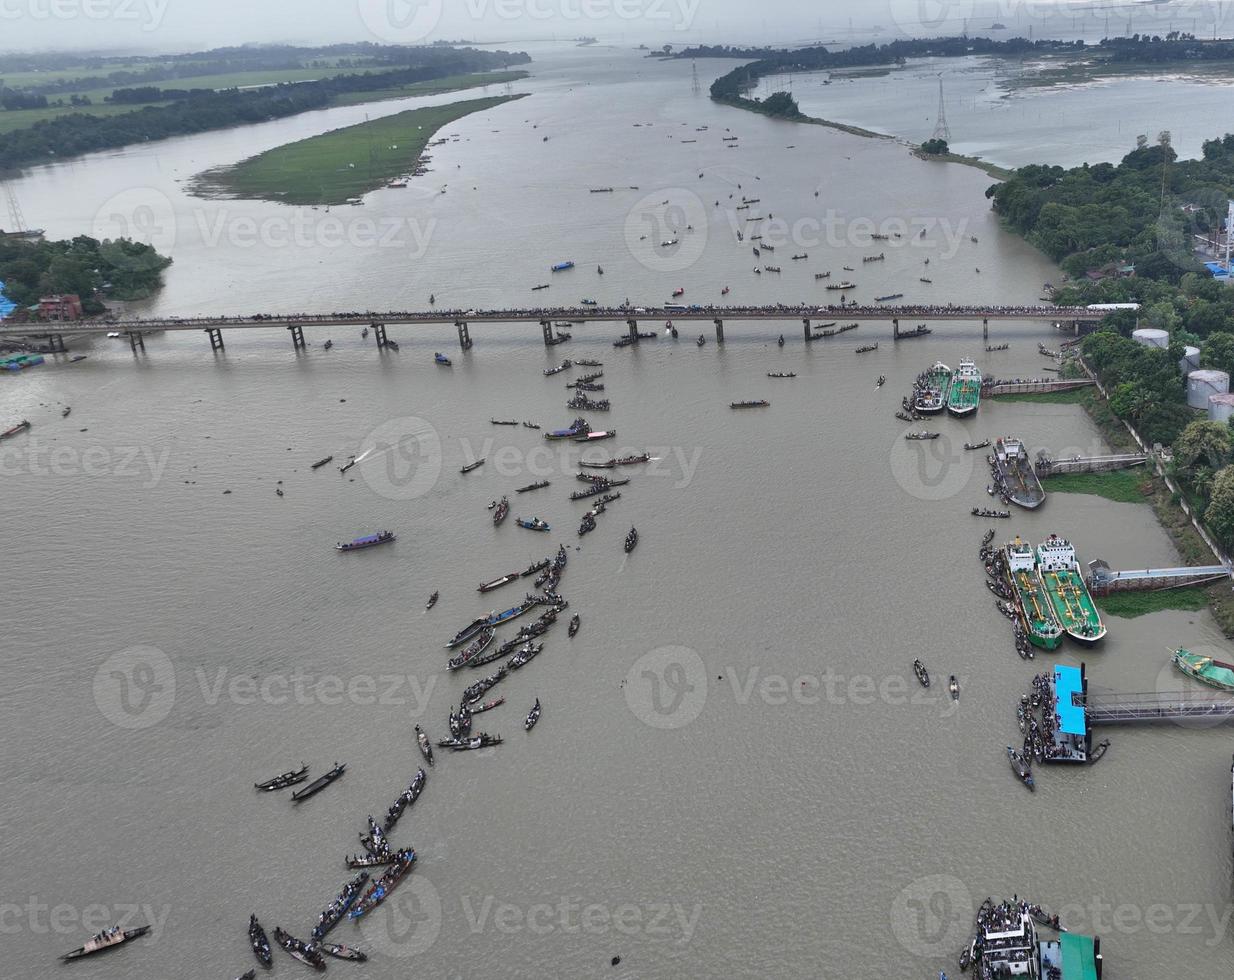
[1041, 469, 1150, 504]
[1069, 383, 1234, 635]
[192, 94, 526, 206]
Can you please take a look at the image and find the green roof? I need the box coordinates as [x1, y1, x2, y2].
[1060, 932, 1098, 980]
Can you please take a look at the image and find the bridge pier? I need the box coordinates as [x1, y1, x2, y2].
[802, 318, 812, 343]
[627, 319, 638, 343]
[372, 323, 387, 349]
[714, 318, 724, 344]
[43, 333, 67, 353]
[127, 331, 145, 353]
[205, 327, 225, 352]
[457, 320, 472, 350]
[287, 324, 306, 351]
[983, 317, 988, 342]
[892, 318, 899, 340]
[540, 319, 554, 346]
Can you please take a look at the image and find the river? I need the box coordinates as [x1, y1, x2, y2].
[2, 44, 1231, 979]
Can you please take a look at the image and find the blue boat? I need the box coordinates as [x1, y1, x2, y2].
[516, 518, 551, 532]
[488, 598, 538, 625]
[335, 531, 395, 552]
[551, 261, 575, 272]
[434, 352, 451, 365]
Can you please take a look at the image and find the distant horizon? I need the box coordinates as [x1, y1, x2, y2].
[4, 0, 1233, 58]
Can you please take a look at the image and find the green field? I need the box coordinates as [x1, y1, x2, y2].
[196, 94, 525, 205]
[1040, 469, 1151, 503]
[1095, 587, 1210, 619]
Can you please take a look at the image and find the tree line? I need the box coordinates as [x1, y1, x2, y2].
[0, 235, 172, 312]
[0, 49, 529, 172]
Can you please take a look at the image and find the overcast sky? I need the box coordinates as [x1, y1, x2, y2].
[2, 0, 1232, 55]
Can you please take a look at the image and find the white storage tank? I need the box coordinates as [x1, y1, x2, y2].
[1180, 345, 1201, 372]
[1209, 393, 1234, 423]
[1188, 369, 1231, 409]
[1132, 328, 1169, 349]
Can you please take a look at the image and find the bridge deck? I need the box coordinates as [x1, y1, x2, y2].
[0, 304, 1096, 337]
[1083, 690, 1234, 724]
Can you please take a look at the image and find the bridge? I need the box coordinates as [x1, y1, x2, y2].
[1087, 559, 1232, 595]
[985, 379, 1095, 397]
[0, 303, 1100, 354]
[1035, 450, 1149, 476]
[1081, 690, 1234, 725]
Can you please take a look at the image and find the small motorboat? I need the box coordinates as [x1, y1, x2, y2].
[948, 676, 959, 701]
[697, 335, 706, 346]
[323, 339, 333, 350]
[311, 455, 333, 470]
[777, 334, 785, 346]
[1007, 746, 1035, 792]
[964, 439, 991, 451]
[254, 763, 309, 791]
[415, 724, 435, 766]
[339, 455, 357, 474]
[435, 352, 452, 366]
[525, 697, 542, 731]
[248, 915, 271, 968]
[291, 762, 346, 802]
[61, 406, 71, 417]
[912, 660, 929, 688]
[568, 614, 580, 637]
[60, 924, 151, 961]
[875, 375, 886, 387]
[672, 287, 684, 297]
[426, 591, 438, 610]
[624, 526, 639, 553]
[516, 517, 551, 532]
[461, 458, 486, 474]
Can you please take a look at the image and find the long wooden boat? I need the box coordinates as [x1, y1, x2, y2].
[730, 400, 769, 408]
[447, 627, 495, 670]
[61, 924, 150, 961]
[255, 763, 309, 791]
[517, 480, 551, 492]
[478, 572, 520, 593]
[310, 456, 333, 469]
[273, 927, 326, 971]
[1, 419, 31, 440]
[336, 531, 395, 552]
[383, 768, 427, 832]
[318, 941, 368, 962]
[445, 616, 490, 648]
[349, 849, 417, 919]
[461, 458, 486, 474]
[311, 871, 370, 940]
[248, 914, 271, 968]
[291, 762, 345, 802]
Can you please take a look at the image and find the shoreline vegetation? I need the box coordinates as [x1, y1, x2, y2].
[193, 95, 526, 206]
[0, 46, 530, 171]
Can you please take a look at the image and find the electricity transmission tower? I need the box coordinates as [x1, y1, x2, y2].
[691, 61, 701, 95]
[3, 182, 27, 233]
[931, 74, 951, 143]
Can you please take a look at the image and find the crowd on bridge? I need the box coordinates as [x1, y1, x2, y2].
[96, 299, 1089, 329]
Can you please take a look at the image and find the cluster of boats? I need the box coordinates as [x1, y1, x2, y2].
[999, 534, 1106, 647]
[911, 359, 982, 417]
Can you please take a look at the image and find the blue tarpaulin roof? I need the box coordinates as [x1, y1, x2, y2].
[0, 280, 16, 320]
[1054, 665, 1087, 737]
[1204, 261, 1231, 281]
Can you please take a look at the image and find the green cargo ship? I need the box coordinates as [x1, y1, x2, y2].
[912, 361, 950, 415]
[1003, 537, 1063, 650]
[946, 357, 982, 416]
[1036, 535, 1106, 645]
[1172, 648, 1234, 691]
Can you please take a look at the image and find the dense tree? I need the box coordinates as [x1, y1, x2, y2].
[1201, 332, 1234, 374]
[1203, 466, 1234, 550]
[1175, 420, 1233, 473]
[0, 235, 171, 311]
